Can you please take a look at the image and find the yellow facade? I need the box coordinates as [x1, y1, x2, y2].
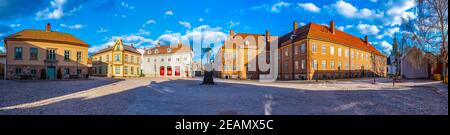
[4, 40, 89, 79]
[91, 38, 141, 77]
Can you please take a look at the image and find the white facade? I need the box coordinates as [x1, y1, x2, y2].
[142, 46, 194, 77]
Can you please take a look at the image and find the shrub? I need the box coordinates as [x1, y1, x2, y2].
[40, 69, 47, 80]
[57, 68, 62, 79]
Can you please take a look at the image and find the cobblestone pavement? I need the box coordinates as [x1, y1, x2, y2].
[0, 77, 447, 115]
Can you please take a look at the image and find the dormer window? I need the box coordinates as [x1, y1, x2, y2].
[244, 41, 250, 46]
[148, 50, 152, 54]
[167, 48, 172, 53]
[154, 49, 159, 54]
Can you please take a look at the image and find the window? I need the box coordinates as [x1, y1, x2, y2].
[295, 61, 299, 70]
[106, 54, 110, 62]
[125, 55, 129, 62]
[115, 45, 120, 51]
[301, 60, 305, 70]
[330, 46, 334, 55]
[77, 69, 82, 75]
[124, 66, 128, 74]
[47, 49, 56, 60]
[15, 68, 22, 74]
[301, 44, 306, 53]
[312, 44, 317, 53]
[294, 46, 298, 55]
[356, 52, 359, 59]
[338, 48, 342, 57]
[338, 61, 342, 70]
[284, 48, 289, 56]
[15, 47, 23, 59]
[168, 58, 171, 62]
[131, 67, 134, 74]
[345, 63, 349, 70]
[64, 50, 70, 61]
[312, 60, 318, 70]
[330, 60, 335, 69]
[115, 54, 120, 62]
[99, 67, 102, 74]
[345, 49, 349, 57]
[64, 68, 70, 75]
[99, 56, 103, 62]
[115, 66, 120, 74]
[137, 68, 140, 75]
[322, 60, 326, 70]
[351, 51, 354, 59]
[161, 58, 164, 62]
[322, 45, 326, 55]
[131, 56, 134, 63]
[76, 51, 82, 62]
[167, 48, 172, 53]
[352, 64, 355, 70]
[31, 69, 37, 76]
[366, 54, 369, 60]
[30, 48, 38, 60]
[361, 53, 364, 60]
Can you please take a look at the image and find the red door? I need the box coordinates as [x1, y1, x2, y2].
[160, 66, 165, 76]
[175, 66, 180, 76]
[167, 66, 172, 76]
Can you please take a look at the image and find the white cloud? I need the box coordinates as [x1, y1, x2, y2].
[370, 0, 378, 3]
[146, 20, 156, 24]
[377, 27, 400, 39]
[179, 21, 191, 29]
[297, 3, 320, 13]
[227, 21, 240, 29]
[329, 0, 383, 19]
[97, 27, 108, 33]
[204, 9, 210, 13]
[36, 0, 66, 20]
[356, 24, 380, 35]
[121, 2, 135, 10]
[345, 25, 354, 29]
[250, 1, 291, 13]
[271, 1, 291, 13]
[60, 23, 84, 29]
[91, 34, 154, 53]
[121, 14, 127, 18]
[165, 10, 173, 15]
[379, 40, 393, 54]
[337, 26, 345, 31]
[198, 18, 204, 22]
[9, 24, 21, 28]
[384, 0, 416, 26]
[136, 28, 151, 35]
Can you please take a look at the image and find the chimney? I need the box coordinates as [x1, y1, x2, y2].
[46, 23, 51, 32]
[156, 42, 160, 47]
[330, 20, 335, 34]
[130, 44, 134, 48]
[230, 29, 235, 37]
[265, 29, 270, 42]
[364, 35, 369, 45]
[293, 21, 298, 31]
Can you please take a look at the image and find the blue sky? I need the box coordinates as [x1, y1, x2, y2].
[0, 0, 417, 60]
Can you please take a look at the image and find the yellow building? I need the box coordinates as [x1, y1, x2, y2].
[218, 30, 275, 80]
[91, 38, 141, 77]
[3, 23, 89, 80]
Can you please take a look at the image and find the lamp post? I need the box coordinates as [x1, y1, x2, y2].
[371, 54, 376, 84]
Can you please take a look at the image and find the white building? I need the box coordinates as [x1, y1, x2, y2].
[142, 43, 194, 77]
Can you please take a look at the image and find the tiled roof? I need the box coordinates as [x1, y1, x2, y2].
[144, 44, 192, 55]
[4, 29, 89, 47]
[279, 22, 384, 56]
[92, 44, 141, 55]
[222, 32, 273, 49]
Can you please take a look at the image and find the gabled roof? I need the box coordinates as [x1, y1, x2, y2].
[279, 22, 384, 56]
[4, 29, 89, 47]
[144, 44, 192, 55]
[92, 39, 141, 55]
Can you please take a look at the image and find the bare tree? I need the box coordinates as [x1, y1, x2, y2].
[402, 0, 448, 81]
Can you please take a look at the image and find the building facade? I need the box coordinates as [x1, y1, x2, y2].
[3, 23, 89, 80]
[277, 21, 386, 80]
[142, 43, 193, 77]
[91, 38, 141, 77]
[217, 30, 275, 80]
[0, 54, 5, 80]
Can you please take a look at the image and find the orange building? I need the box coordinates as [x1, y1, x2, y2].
[217, 30, 276, 80]
[278, 21, 386, 80]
